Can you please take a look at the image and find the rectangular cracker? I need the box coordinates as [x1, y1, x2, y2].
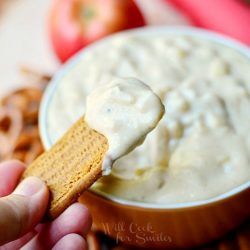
[22, 118, 108, 219]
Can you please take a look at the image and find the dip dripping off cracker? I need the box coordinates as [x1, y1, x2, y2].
[23, 77, 164, 219]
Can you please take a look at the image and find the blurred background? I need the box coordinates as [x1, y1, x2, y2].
[1, 0, 249, 96]
[0, 0, 188, 96]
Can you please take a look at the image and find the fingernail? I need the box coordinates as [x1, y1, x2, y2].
[14, 177, 45, 196]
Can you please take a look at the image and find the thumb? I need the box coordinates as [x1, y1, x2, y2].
[0, 177, 49, 245]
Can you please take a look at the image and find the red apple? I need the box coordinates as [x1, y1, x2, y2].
[49, 0, 145, 62]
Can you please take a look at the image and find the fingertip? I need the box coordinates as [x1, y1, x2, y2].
[36, 203, 92, 248]
[0, 160, 26, 171]
[23, 177, 49, 225]
[0, 160, 26, 197]
[52, 234, 87, 250]
[14, 176, 48, 197]
[0, 176, 49, 245]
[67, 203, 92, 222]
[61, 203, 92, 236]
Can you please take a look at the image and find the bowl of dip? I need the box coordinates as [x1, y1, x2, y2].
[40, 27, 250, 249]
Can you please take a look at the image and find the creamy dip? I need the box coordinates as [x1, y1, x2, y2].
[85, 77, 164, 175]
[47, 32, 250, 204]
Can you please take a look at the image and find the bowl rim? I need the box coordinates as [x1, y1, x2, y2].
[40, 26, 250, 210]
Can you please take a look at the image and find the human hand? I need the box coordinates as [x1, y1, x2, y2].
[0, 161, 92, 250]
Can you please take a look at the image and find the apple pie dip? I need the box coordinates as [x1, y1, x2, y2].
[47, 31, 250, 204]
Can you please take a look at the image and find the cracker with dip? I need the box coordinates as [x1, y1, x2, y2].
[22, 77, 164, 219]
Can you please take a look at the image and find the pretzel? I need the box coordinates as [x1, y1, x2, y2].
[0, 107, 23, 160]
[0, 70, 50, 164]
[3, 88, 42, 125]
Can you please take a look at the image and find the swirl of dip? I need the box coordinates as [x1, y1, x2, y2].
[85, 77, 165, 175]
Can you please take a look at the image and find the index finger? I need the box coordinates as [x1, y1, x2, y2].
[0, 160, 25, 197]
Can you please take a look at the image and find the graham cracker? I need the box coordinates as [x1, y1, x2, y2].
[22, 118, 108, 219]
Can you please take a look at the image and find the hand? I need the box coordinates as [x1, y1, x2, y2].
[0, 161, 92, 250]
